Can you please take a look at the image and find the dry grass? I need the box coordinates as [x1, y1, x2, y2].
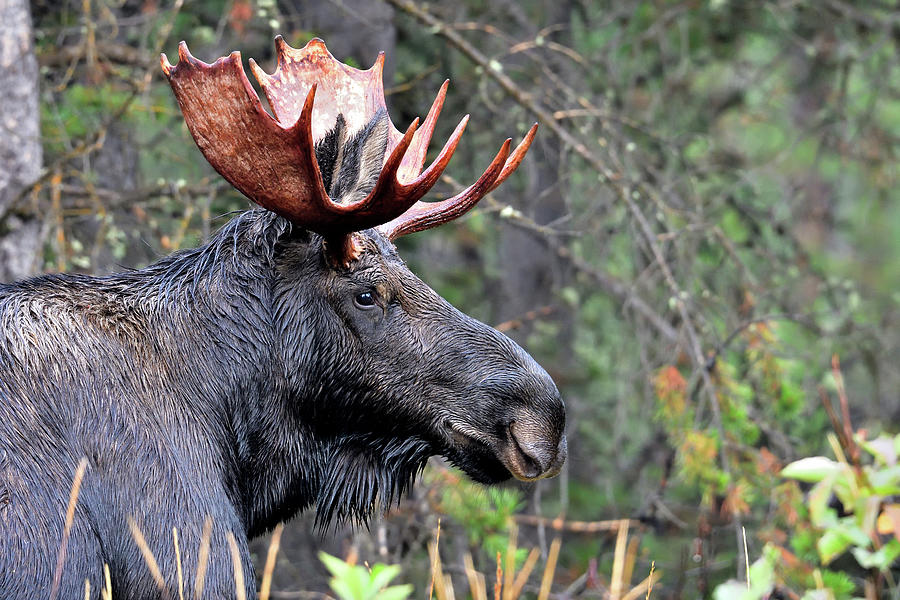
[127, 516, 171, 599]
[47, 458, 286, 599]
[49, 457, 88, 600]
[226, 532, 246, 600]
[50, 459, 659, 599]
[259, 522, 285, 600]
[174, 527, 185, 600]
[431, 517, 660, 600]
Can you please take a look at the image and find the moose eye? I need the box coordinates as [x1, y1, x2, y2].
[354, 292, 377, 309]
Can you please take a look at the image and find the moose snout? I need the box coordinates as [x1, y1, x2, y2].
[503, 418, 568, 481]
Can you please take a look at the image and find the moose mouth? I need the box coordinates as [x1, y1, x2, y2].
[443, 421, 566, 484]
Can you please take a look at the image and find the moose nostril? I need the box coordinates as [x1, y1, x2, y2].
[508, 421, 556, 476]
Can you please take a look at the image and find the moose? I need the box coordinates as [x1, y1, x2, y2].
[0, 38, 566, 598]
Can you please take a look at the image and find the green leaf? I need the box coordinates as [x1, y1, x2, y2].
[369, 564, 402, 592]
[851, 539, 900, 570]
[830, 477, 856, 516]
[782, 457, 842, 483]
[858, 435, 897, 466]
[747, 545, 778, 590]
[808, 477, 839, 527]
[832, 517, 872, 548]
[346, 567, 372, 600]
[798, 591, 834, 600]
[375, 585, 413, 600]
[712, 544, 778, 600]
[329, 578, 355, 600]
[713, 581, 759, 600]
[319, 553, 411, 600]
[817, 529, 853, 564]
[868, 465, 900, 495]
[319, 552, 350, 578]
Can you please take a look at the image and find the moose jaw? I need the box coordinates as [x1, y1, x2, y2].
[0, 37, 566, 599]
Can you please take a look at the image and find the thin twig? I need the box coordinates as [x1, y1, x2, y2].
[515, 514, 638, 533]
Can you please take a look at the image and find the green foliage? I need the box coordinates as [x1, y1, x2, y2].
[653, 323, 810, 514]
[431, 471, 527, 564]
[713, 544, 778, 600]
[41, 84, 131, 155]
[712, 544, 861, 600]
[819, 570, 856, 600]
[319, 553, 413, 600]
[783, 433, 900, 572]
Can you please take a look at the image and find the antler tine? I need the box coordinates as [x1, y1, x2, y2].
[487, 122, 538, 193]
[377, 138, 513, 240]
[396, 80, 449, 182]
[392, 114, 468, 203]
[336, 117, 420, 219]
[160, 52, 174, 76]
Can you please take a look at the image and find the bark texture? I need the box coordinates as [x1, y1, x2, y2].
[0, 0, 43, 282]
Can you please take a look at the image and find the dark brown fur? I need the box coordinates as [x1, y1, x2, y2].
[0, 211, 565, 599]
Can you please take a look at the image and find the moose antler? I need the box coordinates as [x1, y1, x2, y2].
[161, 37, 536, 265]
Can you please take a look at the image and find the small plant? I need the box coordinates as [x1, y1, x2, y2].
[428, 469, 525, 561]
[781, 433, 900, 572]
[713, 426, 900, 600]
[319, 552, 413, 600]
[780, 358, 900, 598]
[713, 357, 900, 599]
[712, 544, 778, 600]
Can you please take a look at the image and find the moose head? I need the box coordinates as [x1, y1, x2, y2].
[159, 37, 566, 528]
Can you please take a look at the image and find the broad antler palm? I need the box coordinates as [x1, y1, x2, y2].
[161, 37, 536, 265]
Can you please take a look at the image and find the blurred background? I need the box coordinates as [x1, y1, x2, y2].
[2, 0, 899, 597]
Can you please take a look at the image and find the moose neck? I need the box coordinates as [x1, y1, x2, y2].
[2, 210, 428, 537]
[130, 211, 428, 536]
[80, 210, 312, 534]
[153, 211, 325, 535]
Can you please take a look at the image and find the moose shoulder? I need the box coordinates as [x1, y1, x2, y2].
[0, 38, 566, 599]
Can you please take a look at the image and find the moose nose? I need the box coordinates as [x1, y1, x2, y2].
[505, 420, 567, 481]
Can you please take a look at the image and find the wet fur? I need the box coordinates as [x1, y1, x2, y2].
[0, 114, 563, 598]
[0, 214, 433, 597]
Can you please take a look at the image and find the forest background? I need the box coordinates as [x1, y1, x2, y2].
[1, 0, 898, 598]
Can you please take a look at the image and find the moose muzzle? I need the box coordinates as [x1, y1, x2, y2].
[501, 415, 568, 481]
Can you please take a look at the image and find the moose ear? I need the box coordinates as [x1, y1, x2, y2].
[328, 110, 390, 207]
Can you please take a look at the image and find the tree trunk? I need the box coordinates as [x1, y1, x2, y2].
[0, 0, 43, 282]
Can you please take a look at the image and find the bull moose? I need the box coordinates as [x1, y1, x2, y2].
[0, 38, 567, 598]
